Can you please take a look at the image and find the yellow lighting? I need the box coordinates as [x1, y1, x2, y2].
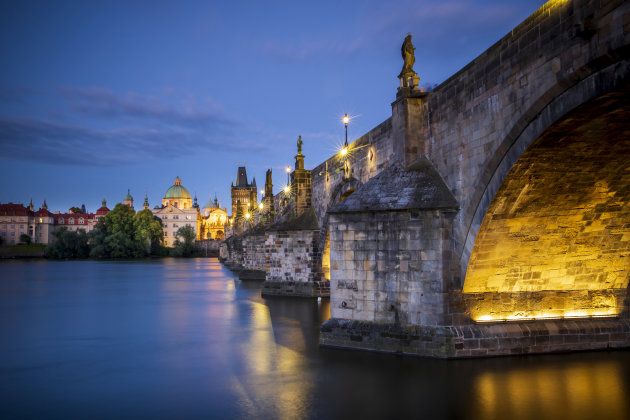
[473, 311, 618, 323]
[340, 147, 348, 156]
[259, 203, 263, 210]
[342, 113, 349, 125]
[245, 212, 251, 219]
[284, 185, 290, 193]
[286, 166, 290, 173]
[260, 189, 264, 195]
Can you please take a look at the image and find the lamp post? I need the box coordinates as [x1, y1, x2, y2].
[286, 165, 291, 186]
[343, 113, 349, 148]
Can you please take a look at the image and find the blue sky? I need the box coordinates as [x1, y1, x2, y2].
[0, 0, 546, 214]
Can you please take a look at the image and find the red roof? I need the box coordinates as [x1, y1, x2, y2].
[96, 206, 110, 215]
[54, 213, 95, 225]
[0, 203, 31, 216]
[34, 208, 53, 216]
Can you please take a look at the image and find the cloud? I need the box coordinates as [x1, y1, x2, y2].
[0, 114, 268, 167]
[61, 86, 232, 128]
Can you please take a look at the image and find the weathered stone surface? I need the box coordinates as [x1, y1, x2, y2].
[321, 317, 630, 358]
[262, 280, 330, 298]
[328, 158, 458, 213]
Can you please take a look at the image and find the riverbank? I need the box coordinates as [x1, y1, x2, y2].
[0, 244, 46, 259]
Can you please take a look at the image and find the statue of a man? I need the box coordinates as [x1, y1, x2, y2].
[399, 34, 416, 78]
[297, 135, 303, 155]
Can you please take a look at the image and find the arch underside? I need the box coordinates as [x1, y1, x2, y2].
[463, 88, 630, 322]
[320, 179, 361, 280]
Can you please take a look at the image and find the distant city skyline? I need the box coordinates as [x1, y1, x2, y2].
[0, 0, 546, 213]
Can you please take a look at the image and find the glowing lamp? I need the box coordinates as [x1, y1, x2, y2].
[284, 185, 290, 193]
[245, 212, 251, 219]
[260, 189, 264, 195]
[340, 147, 348, 156]
[259, 203, 263, 210]
[343, 113, 349, 125]
[286, 166, 291, 173]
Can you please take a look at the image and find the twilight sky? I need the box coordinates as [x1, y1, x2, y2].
[0, 0, 546, 214]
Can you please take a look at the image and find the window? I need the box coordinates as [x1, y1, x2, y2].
[186, 216, 191, 220]
[39, 218, 43, 223]
[20, 225, 24, 229]
[11, 231, 15, 236]
[69, 219, 74, 224]
[58, 219, 63, 224]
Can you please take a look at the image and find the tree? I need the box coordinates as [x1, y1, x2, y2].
[105, 204, 137, 238]
[19, 233, 31, 245]
[134, 209, 163, 254]
[69, 206, 85, 214]
[81, 204, 86, 214]
[45, 228, 89, 259]
[172, 225, 196, 257]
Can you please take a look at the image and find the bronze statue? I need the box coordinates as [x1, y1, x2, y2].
[297, 135, 303, 155]
[399, 34, 416, 78]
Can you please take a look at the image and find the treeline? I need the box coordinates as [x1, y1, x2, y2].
[44, 204, 196, 259]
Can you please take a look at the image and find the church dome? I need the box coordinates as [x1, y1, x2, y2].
[164, 176, 191, 200]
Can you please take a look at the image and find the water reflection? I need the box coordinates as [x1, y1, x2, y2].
[471, 360, 629, 420]
[0, 258, 628, 420]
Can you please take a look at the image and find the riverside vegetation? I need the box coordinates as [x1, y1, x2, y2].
[43, 204, 196, 259]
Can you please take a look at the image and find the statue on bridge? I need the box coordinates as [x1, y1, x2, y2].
[297, 135, 303, 156]
[398, 34, 420, 90]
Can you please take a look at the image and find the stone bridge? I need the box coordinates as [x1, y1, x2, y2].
[223, 0, 630, 357]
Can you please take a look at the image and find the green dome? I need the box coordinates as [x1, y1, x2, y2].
[164, 185, 191, 199]
[164, 177, 191, 200]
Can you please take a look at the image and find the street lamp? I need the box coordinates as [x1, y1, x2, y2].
[341, 113, 349, 156]
[286, 165, 291, 185]
[259, 202, 264, 210]
[284, 185, 290, 194]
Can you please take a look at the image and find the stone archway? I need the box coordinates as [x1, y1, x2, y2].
[462, 86, 630, 322]
[320, 178, 362, 280]
[459, 60, 630, 283]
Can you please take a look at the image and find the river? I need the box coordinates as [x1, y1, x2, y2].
[0, 258, 628, 419]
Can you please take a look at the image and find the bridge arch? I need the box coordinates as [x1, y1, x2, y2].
[461, 77, 630, 321]
[320, 177, 362, 279]
[459, 58, 630, 286]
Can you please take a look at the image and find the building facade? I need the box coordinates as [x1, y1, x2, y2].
[200, 195, 228, 240]
[152, 177, 201, 247]
[0, 200, 109, 245]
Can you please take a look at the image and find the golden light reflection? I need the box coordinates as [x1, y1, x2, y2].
[472, 361, 629, 420]
[230, 301, 313, 420]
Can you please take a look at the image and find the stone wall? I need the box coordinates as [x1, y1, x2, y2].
[262, 228, 329, 297]
[327, 209, 456, 326]
[240, 233, 267, 280]
[463, 90, 630, 320]
[195, 239, 220, 257]
[311, 118, 394, 227]
[417, 0, 630, 278]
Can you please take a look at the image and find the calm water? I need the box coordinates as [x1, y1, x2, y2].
[0, 258, 628, 420]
